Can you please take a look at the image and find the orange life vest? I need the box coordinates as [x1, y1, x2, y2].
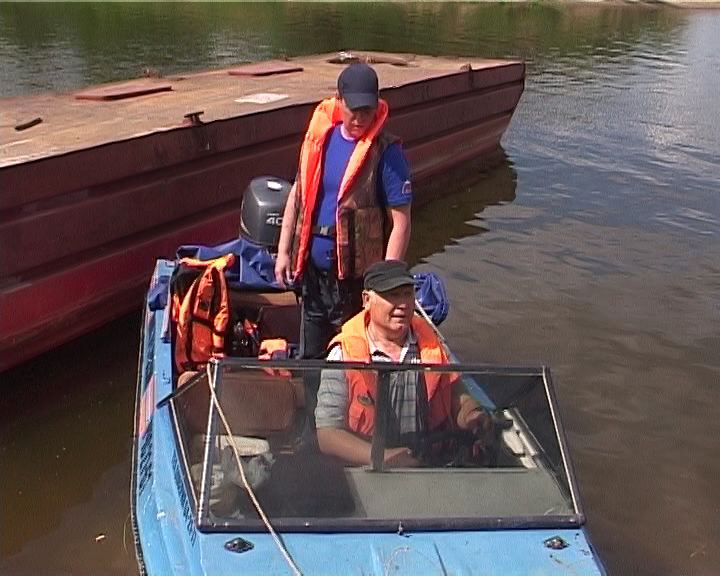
[328, 310, 455, 436]
[258, 338, 292, 378]
[292, 97, 391, 280]
[173, 254, 235, 373]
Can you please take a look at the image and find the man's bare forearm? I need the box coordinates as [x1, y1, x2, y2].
[277, 182, 298, 257]
[317, 427, 419, 467]
[317, 427, 372, 465]
[385, 204, 411, 260]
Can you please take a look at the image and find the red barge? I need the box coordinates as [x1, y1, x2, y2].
[0, 52, 524, 371]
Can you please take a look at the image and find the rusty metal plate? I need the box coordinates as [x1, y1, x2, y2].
[228, 62, 304, 77]
[74, 80, 172, 101]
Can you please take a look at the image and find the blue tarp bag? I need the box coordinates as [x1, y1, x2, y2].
[414, 272, 450, 326]
[176, 238, 281, 291]
[147, 238, 282, 312]
[147, 276, 170, 311]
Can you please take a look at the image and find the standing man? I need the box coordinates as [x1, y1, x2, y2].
[275, 63, 413, 425]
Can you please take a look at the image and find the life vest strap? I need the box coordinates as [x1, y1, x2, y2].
[311, 224, 336, 238]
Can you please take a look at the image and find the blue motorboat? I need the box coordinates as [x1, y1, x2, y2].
[131, 254, 607, 575]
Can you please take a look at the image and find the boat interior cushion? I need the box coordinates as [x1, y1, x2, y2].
[218, 370, 298, 436]
[176, 369, 303, 438]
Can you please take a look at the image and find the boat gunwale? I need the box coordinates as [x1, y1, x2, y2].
[130, 306, 149, 576]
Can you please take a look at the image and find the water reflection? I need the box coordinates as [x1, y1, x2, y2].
[0, 315, 139, 566]
[0, 3, 686, 97]
[409, 152, 517, 265]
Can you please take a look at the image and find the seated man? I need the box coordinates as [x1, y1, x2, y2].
[315, 260, 492, 467]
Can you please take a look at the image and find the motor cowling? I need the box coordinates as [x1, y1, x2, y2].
[239, 176, 291, 251]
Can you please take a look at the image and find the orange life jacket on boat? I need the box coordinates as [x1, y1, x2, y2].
[327, 310, 455, 436]
[258, 338, 292, 378]
[173, 254, 235, 373]
[291, 97, 395, 280]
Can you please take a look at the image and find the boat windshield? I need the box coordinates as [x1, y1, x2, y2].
[170, 360, 582, 532]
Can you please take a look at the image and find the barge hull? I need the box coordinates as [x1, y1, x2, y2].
[0, 52, 524, 371]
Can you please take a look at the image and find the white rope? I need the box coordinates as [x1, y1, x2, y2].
[205, 364, 303, 576]
[414, 300, 447, 348]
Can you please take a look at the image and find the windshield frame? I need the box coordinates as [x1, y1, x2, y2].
[166, 358, 586, 533]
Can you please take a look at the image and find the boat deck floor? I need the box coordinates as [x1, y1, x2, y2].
[0, 51, 520, 167]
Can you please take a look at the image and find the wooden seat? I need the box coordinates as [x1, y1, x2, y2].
[218, 370, 298, 436]
[177, 369, 303, 438]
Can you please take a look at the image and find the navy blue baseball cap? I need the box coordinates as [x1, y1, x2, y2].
[338, 63, 379, 110]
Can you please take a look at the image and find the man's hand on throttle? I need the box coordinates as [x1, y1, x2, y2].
[383, 447, 420, 468]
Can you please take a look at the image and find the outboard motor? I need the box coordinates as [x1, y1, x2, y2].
[239, 176, 291, 252]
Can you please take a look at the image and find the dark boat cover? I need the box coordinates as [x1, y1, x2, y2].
[176, 238, 281, 290]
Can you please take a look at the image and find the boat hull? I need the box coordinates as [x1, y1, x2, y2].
[0, 52, 524, 371]
[131, 260, 606, 576]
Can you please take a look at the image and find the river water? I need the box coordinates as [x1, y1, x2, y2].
[1, 3, 719, 575]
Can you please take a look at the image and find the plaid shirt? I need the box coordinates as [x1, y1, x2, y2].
[316, 329, 425, 446]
